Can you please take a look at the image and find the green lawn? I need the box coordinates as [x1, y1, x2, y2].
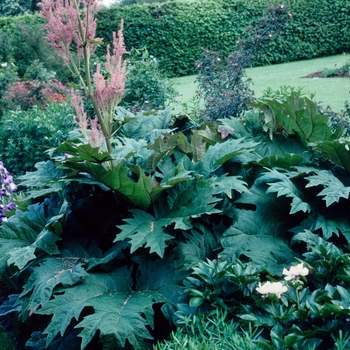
[171, 54, 350, 112]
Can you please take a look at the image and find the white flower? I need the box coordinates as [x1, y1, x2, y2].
[1, 62, 7, 67]
[282, 263, 309, 281]
[256, 281, 287, 298]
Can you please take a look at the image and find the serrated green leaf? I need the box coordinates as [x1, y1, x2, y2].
[63, 158, 164, 210]
[251, 93, 340, 147]
[121, 107, 173, 142]
[314, 140, 350, 173]
[221, 209, 296, 275]
[305, 170, 350, 206]
[315, 215, 349, 241]
[116, 177, 230, 256]
[77, 291, 157, 350]
[146, 133, 178, 170]
[57, 142, 112, 163]
[196, 123, 223, 145]
[115, 210, 174, 258]
[35, 269, 130, 347]
[199, 138, 257, 175]
[176, 132, 193, 154]
[36, 268, 168, 350]
[156, 157, 192, 187]
[86, 241, 129, 271]
[20, 258, 88, 315]
[18, 161, 66, 199]
[211, 175, 250, 198]
[0, 199, 65, 271]
[262, 169, 311, 214]
[291, 229, 328, 248]
[165, 179, 222, 229]
[7, 246, 36, 270]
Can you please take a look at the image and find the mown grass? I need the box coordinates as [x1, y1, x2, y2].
[171, 54, 350, 112]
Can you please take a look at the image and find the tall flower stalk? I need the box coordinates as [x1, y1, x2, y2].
[39, 0, 127, 155]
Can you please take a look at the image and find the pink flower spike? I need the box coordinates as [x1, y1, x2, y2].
[93, 20, 127, 127]
[71, 90, 88, 138]
[89, 117, 104, 147]
[39, 0, 103, 61]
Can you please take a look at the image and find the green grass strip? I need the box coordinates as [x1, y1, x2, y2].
[172, 54, 350, 112]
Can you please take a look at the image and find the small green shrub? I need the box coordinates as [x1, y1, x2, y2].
[0, 101, 75, 176]
[321, 102, 350, 138]
[260, 85, 315, 101]
[0, 15, 71, 82]
[0, 62, 18, 111]
[121, 48, 178, 112]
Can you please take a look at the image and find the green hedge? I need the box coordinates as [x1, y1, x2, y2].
[95, 0, 350, 76]
[1, 0, 350, 78]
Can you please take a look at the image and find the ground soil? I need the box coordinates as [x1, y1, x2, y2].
[303, 71, 350, 78]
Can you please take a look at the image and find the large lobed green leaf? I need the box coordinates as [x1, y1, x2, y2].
[260, 168, 311, 214]
[314, 140, 350, 174]
[20, 258, 88, 316]
[305, 170, 350, 207]
[115, 175, 249, 257]
[36, 259, 185, 350]
[18, 161, 66, 199]
[250, 93, 341, 148]
[221, 208, 296, 275]
[0, 199, 67, 271]
[115, 210, 174, 258]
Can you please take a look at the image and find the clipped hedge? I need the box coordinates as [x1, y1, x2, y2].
[96, 0, 268, 76]
[96, 0, 350, 76]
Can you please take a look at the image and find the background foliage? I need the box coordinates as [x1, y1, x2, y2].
[0, 102, 75, 176]
[1, 0, 349, 78]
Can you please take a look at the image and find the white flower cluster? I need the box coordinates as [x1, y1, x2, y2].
[256, 263, 309, 298]
[282, 263, 309, 281]
[256, 281, 287, 298]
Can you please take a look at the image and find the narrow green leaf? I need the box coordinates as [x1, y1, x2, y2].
[190, 132, 207, 162]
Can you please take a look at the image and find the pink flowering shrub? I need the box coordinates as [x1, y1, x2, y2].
[2, 78, 68, 111]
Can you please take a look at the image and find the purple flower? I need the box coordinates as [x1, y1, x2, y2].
[2, 202, 17, 211]
[0, 161, 17, 225]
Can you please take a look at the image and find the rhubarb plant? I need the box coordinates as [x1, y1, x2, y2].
[0, 1, 350, 349]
